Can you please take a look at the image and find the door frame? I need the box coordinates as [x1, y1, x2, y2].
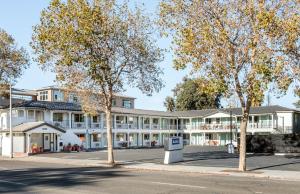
[43, 133, 51, 151]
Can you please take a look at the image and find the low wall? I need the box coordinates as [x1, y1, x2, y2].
[246, 134, 300, 153]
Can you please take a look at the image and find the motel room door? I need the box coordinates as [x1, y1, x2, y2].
[43, 134, 51, 151]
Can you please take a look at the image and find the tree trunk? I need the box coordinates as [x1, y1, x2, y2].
[238, 110, 249, 171]
[105, 108, 115, 166]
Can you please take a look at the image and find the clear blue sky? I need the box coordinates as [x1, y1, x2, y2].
[0, 0, 298, 110]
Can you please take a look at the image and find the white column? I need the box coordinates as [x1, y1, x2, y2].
[69, 112, 72, 129]
[34, 110, 36, 121]
[113, 114, 116, 129]
[50, 111, 53, 122]
[26, 134, 30, 154]
[100, 113, 104, 129]
[203, 133, 205, 145]
[271, 114, 274, 129]
[127, 132, 130, 147]
[85, 114, 89, 129]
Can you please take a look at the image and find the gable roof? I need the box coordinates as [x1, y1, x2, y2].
[1, 121, 66, 133]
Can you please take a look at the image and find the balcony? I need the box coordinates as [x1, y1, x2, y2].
[51, 120, 69, 129]
[151, 124, 160, 130]
[90, 123, 101, 129]
[72, 122, 86, 129]
[115, 123, 138, 129]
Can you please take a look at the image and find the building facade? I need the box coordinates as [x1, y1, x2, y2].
[1, 86, 300, 157]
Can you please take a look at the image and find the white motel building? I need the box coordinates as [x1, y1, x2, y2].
[0, 86, 300, 157]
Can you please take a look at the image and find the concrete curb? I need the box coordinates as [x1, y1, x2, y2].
[2, 156, 300, 182]
[120, 162, 300, 182]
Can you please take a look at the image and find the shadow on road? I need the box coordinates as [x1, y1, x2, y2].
[0, 166, 133, 193]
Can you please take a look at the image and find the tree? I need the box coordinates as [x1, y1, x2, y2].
[32, 0, 164, 166]
[160, 0, 300, 171]
[172, 77, 221, 111]
[293, 100, 300, 108]
[164, 96, 175, 111]
[0, 28, 29, 95]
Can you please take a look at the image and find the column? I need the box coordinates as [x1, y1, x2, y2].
[69, 112, 72, 129]
[127, 133, 130, 147]
[113, 114, 116, 129]
[114, 132, 117, 148]
[85, 114, 89, 129]
[34, 110, 36, 121]
[26, 134, 31, 154]
[100, 113, 104, 129]
[271, 114, 274, 129]
[56, 134, 60, 152]
[203, 132, 205, 145]
[149, 132, 152, 147]
[50, 111, 53, 123]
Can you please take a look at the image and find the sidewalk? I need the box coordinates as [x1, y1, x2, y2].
[2, 156, 300, 181]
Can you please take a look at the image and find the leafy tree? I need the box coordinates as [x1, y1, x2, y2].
[173, 77, 221, 111]
[160, 0, 300, 171]
[164, 96, 175, 111]
[0, 28, 29, 95]
[293, 100, 300, 108]
[32, 0, 164, 166]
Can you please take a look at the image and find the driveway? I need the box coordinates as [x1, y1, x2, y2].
[35, 146, 300, 171]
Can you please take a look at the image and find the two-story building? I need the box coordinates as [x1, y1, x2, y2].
[0, 86, 299, 157]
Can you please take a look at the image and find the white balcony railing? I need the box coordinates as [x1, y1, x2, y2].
[72, 122, 85, 129]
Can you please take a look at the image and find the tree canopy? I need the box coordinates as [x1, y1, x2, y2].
[0, 28, 29, 94]
[164, 77, 222, 111]
[160, 0, 300, 171]
[32, 0, 164, 165]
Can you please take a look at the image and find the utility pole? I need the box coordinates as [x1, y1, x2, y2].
[230, 110, 232, 144]
[9, 83, 13, 158]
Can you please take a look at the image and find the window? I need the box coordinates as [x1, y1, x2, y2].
[39, 91, 48, 101]
[28, 110, 34, 119]
[143, 118, 150, 124]
[69, 93, 79, 103]
[152, 118, 159, 125]
[53, 113, 63, 122]
[112, 99, 116, 106]
[92, 116, 98, 123]
[54, 90, 64, 101]
[116, 116, 127, 124]
[74, 114, 84, 122]
[216, 118, 220, 124]
[122, 100, 131, 109]
[92, 134, 101, 142]
[18, 110, 24, 117]
[205, 118, 212, 124]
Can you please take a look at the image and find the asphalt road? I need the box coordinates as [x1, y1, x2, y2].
[0, 160, 299, 194]
[36, 146, 300, 171]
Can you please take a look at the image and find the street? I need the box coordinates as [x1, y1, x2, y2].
[0, 160, 299, 194]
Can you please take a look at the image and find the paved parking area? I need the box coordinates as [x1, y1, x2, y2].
[36, 146, 300, 171]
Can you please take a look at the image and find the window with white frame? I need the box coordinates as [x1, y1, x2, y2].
[39, 91, 48, 101]
[92, 116, 98, 123]
[54, 90, 64, 101]
[69, 93, 79, 103]
[74, 114, 84, 122]
[122, 100, 131, 109]
[28, 110, 34, 119]
[18, 110, 24, 117]
[53, 113, 63, 122]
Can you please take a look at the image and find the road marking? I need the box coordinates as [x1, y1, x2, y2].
[150, 181, 206, 189]
[0, 180, 27, 186]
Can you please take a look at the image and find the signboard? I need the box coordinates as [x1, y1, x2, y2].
[164, 137, 183, 151]
[172, 138, 180, 145]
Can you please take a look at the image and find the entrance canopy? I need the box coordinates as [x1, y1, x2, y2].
[2, 121, 65, 134]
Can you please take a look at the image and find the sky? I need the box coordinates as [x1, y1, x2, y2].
[0, 0, 298, 110]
